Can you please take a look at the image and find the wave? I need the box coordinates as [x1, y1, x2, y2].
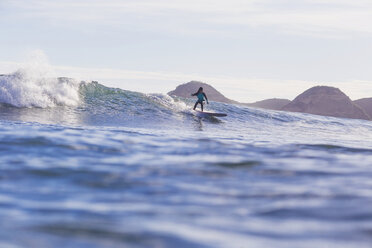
[0, 70, 80, 108]
[1, 69, 372, 145]
[0, 72, 193, 127]
[78, 81, 190, 123]
[0, 70, 187, 113]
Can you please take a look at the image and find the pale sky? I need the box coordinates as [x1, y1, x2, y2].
[0, 0, 372, 102]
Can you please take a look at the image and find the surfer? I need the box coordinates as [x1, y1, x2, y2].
[192, 87, 209, 112]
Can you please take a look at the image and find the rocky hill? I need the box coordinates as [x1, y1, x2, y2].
[282, 86, 370, 120]
[246, 98, 291, 110]
[354, 98, 372, 119]
[168, 81, 237, 104]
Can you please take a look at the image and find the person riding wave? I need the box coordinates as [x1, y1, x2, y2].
[191, 87, 209, 112]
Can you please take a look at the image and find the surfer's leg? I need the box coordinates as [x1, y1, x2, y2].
[193, 101, 198, 110]
[201, 102, 204, 112]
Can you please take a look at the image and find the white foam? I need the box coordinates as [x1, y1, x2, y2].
[147, 93, 189, 112]
[0, 51, 81, 108]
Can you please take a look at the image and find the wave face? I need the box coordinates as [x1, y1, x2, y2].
[1, 73, 372, 248]
[78, 81, 190, 127]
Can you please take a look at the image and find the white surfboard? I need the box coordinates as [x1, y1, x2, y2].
[194, 110, 227, 117]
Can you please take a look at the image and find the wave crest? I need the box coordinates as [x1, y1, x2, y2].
[0, 70, 81, 108]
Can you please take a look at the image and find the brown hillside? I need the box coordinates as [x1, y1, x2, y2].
[168, 81, 237, 104]
[354, 98, 372, 119]
[246, 98, 291, 110]
[282, 86, 370, 120]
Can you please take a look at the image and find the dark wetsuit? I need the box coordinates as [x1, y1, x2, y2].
[192, 92, 208, 111]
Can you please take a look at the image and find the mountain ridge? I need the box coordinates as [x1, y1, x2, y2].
[167, 81, 238, 104]
[282, 86, 371, 120]
[245, 98, 291, 110]
[169, 82, 371, 121]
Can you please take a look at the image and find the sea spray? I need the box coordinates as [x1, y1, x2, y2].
[0, 51, 81, 108]
[147, 93, 189, 112]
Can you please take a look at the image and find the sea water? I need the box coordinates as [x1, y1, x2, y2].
[1, 70, 372, 248]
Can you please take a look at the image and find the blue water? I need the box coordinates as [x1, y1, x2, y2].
[1, 73, 372, 248]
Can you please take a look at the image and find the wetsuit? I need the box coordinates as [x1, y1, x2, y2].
[197, 92, 205, 103]
[192, 92, 208, 111]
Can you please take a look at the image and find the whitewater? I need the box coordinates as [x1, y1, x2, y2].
[1, 69, 372, 248]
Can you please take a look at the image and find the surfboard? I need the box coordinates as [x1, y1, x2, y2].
[194, 110, 227, 117]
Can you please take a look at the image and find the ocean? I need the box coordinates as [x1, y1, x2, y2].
[1, 71, 372, 248]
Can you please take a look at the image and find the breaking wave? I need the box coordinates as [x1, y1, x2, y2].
[0, 70, 80, 108]
[1, 65, 372, 148]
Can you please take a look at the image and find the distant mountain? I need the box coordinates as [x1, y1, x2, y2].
[168, 81, 237, 104]
[354, 98, 372, 118]
[246, 98, 291, 110]
[282, 86, 370, 120]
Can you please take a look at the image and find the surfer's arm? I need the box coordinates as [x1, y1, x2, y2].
[191, 92, 197, 96]
[203, 93, 209, 103]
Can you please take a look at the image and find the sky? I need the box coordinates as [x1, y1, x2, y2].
[0, 0, 372, 102]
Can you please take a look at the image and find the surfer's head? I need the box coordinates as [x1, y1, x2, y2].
[198, 87, 203, 93]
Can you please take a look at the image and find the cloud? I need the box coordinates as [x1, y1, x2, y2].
[3, 0, 372, 37]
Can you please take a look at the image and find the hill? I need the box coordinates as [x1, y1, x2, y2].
[168, 81, 237, 104]
[354, 98, 372, 118]
[282, 86, 370, 120]
[246, 98, 291, 110]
